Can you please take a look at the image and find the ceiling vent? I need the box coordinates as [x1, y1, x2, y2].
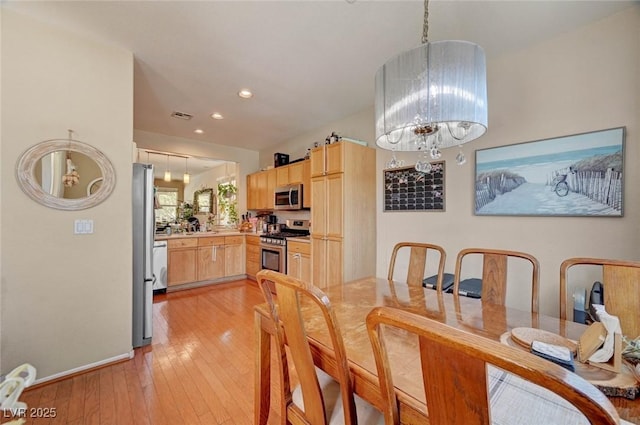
[171, 111, 193, 120]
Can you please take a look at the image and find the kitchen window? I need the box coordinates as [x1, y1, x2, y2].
[155, 187, 178, 224]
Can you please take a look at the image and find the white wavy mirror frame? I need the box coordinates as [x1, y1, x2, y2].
[16, 139, 116, 210]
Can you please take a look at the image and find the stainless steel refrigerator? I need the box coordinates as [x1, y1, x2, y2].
[132, 163, 154, 347]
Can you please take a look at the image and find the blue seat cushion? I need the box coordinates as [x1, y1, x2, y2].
[446, 278, 483, 298]
[422, 273, 455, 292]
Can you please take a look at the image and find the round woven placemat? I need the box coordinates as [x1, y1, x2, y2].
[510, 327, 578, 354]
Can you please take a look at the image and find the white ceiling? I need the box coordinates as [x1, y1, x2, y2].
[4, 1, 635, 154]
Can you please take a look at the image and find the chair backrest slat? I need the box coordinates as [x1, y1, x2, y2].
[481, 253, 508, 306]
[277, 284, 327, 424]
[406, 246, 427, 286]
[420, 337, 490, 424]
[388, 242, 446, 289]
[560, 257, 640, 338]
[454, 248, 539, 313]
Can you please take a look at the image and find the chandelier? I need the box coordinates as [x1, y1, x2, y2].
[375, 0, 488, 171]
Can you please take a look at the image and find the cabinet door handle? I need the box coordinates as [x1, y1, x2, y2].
[212, 245, 217, 261]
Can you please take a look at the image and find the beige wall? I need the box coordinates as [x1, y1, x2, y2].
[1, 10, 133, 378]
[258, 108, 374, 170]
[184, 162, 234, 204]
[264, 8, 640, 316]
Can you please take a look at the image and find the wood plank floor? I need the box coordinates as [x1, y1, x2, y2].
[2, 280, 283, 425]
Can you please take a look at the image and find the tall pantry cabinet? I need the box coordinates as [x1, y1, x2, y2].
[310, 142, 376, 288]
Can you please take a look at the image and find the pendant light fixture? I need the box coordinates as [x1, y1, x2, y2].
[375, 0, 488, 171]
[164, 154, 171, 182]
[183, 157, 190, 184]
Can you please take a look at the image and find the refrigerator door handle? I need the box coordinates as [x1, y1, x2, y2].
[143, 278, 153, 339]
[143, 167, 155, 281]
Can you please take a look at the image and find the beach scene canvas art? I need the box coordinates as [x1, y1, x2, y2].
[475, 127, 624, 216]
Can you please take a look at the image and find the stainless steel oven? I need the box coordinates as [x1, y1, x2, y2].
[259, 219, 310, 276]
[260, 242, 286, 273]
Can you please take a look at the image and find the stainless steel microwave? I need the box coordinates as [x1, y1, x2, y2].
[274, 184, 303, 210]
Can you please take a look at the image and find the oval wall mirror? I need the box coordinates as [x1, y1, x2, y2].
[16, 138, 116, 210]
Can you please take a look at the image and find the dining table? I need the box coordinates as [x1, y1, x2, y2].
[253, 276, 640, 424]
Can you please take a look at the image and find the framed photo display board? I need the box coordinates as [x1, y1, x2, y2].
[383, 162, 445, 212]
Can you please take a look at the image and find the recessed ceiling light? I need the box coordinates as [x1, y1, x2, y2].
[211, 113, 224, 120]
[194, 129, 204, 134]
[238, 89, 253, 99]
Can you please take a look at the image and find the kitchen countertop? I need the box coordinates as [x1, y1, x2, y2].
[286, 236, 311, 243]
[155, 230, 245, 241]
[155, 231, 311, 242]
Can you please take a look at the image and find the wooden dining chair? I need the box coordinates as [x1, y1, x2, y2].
[560, 257, 640, 338]
[366, 306, 620, 425]
[387, 242, 447, 290]
[453, 247, 540, 313]
[256, 270, 383, 425]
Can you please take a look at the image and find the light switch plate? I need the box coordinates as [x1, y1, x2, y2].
[74, 219, 94, 234]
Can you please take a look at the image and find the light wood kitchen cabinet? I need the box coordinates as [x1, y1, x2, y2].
[310, 142, 375, 288]
[288, 162, 303, 184]
[311, 173, 343, 237]
[266, 168, 276, 209]
[303, 160, 311, 208]
[247, 160, 312, 211]
[310, 145, 325, 177]
[247, 160, 313, 210]
[197, 237, 225, 281]
[246, 235, 261, 279]
[165, 234, 249, 288]
[311, 142, 343, 177]
[287, 240, 311, 283]
[167, 238, 198, 286]
[247, 168, 277, 210]
[224, 236, 244, 276]
[276, 166, 289, 187]
[247, 173, 258, 210]
[256, 171, 267, 209]
[289, 160, 312, 208]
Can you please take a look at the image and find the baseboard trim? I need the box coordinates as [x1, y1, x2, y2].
[26, 350, 134, 390]
[166, 275, 248, 292]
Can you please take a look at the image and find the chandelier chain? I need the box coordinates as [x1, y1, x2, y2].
[422, 0, 429, 44]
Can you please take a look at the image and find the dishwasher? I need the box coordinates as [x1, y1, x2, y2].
[153, 241, 167, 294]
